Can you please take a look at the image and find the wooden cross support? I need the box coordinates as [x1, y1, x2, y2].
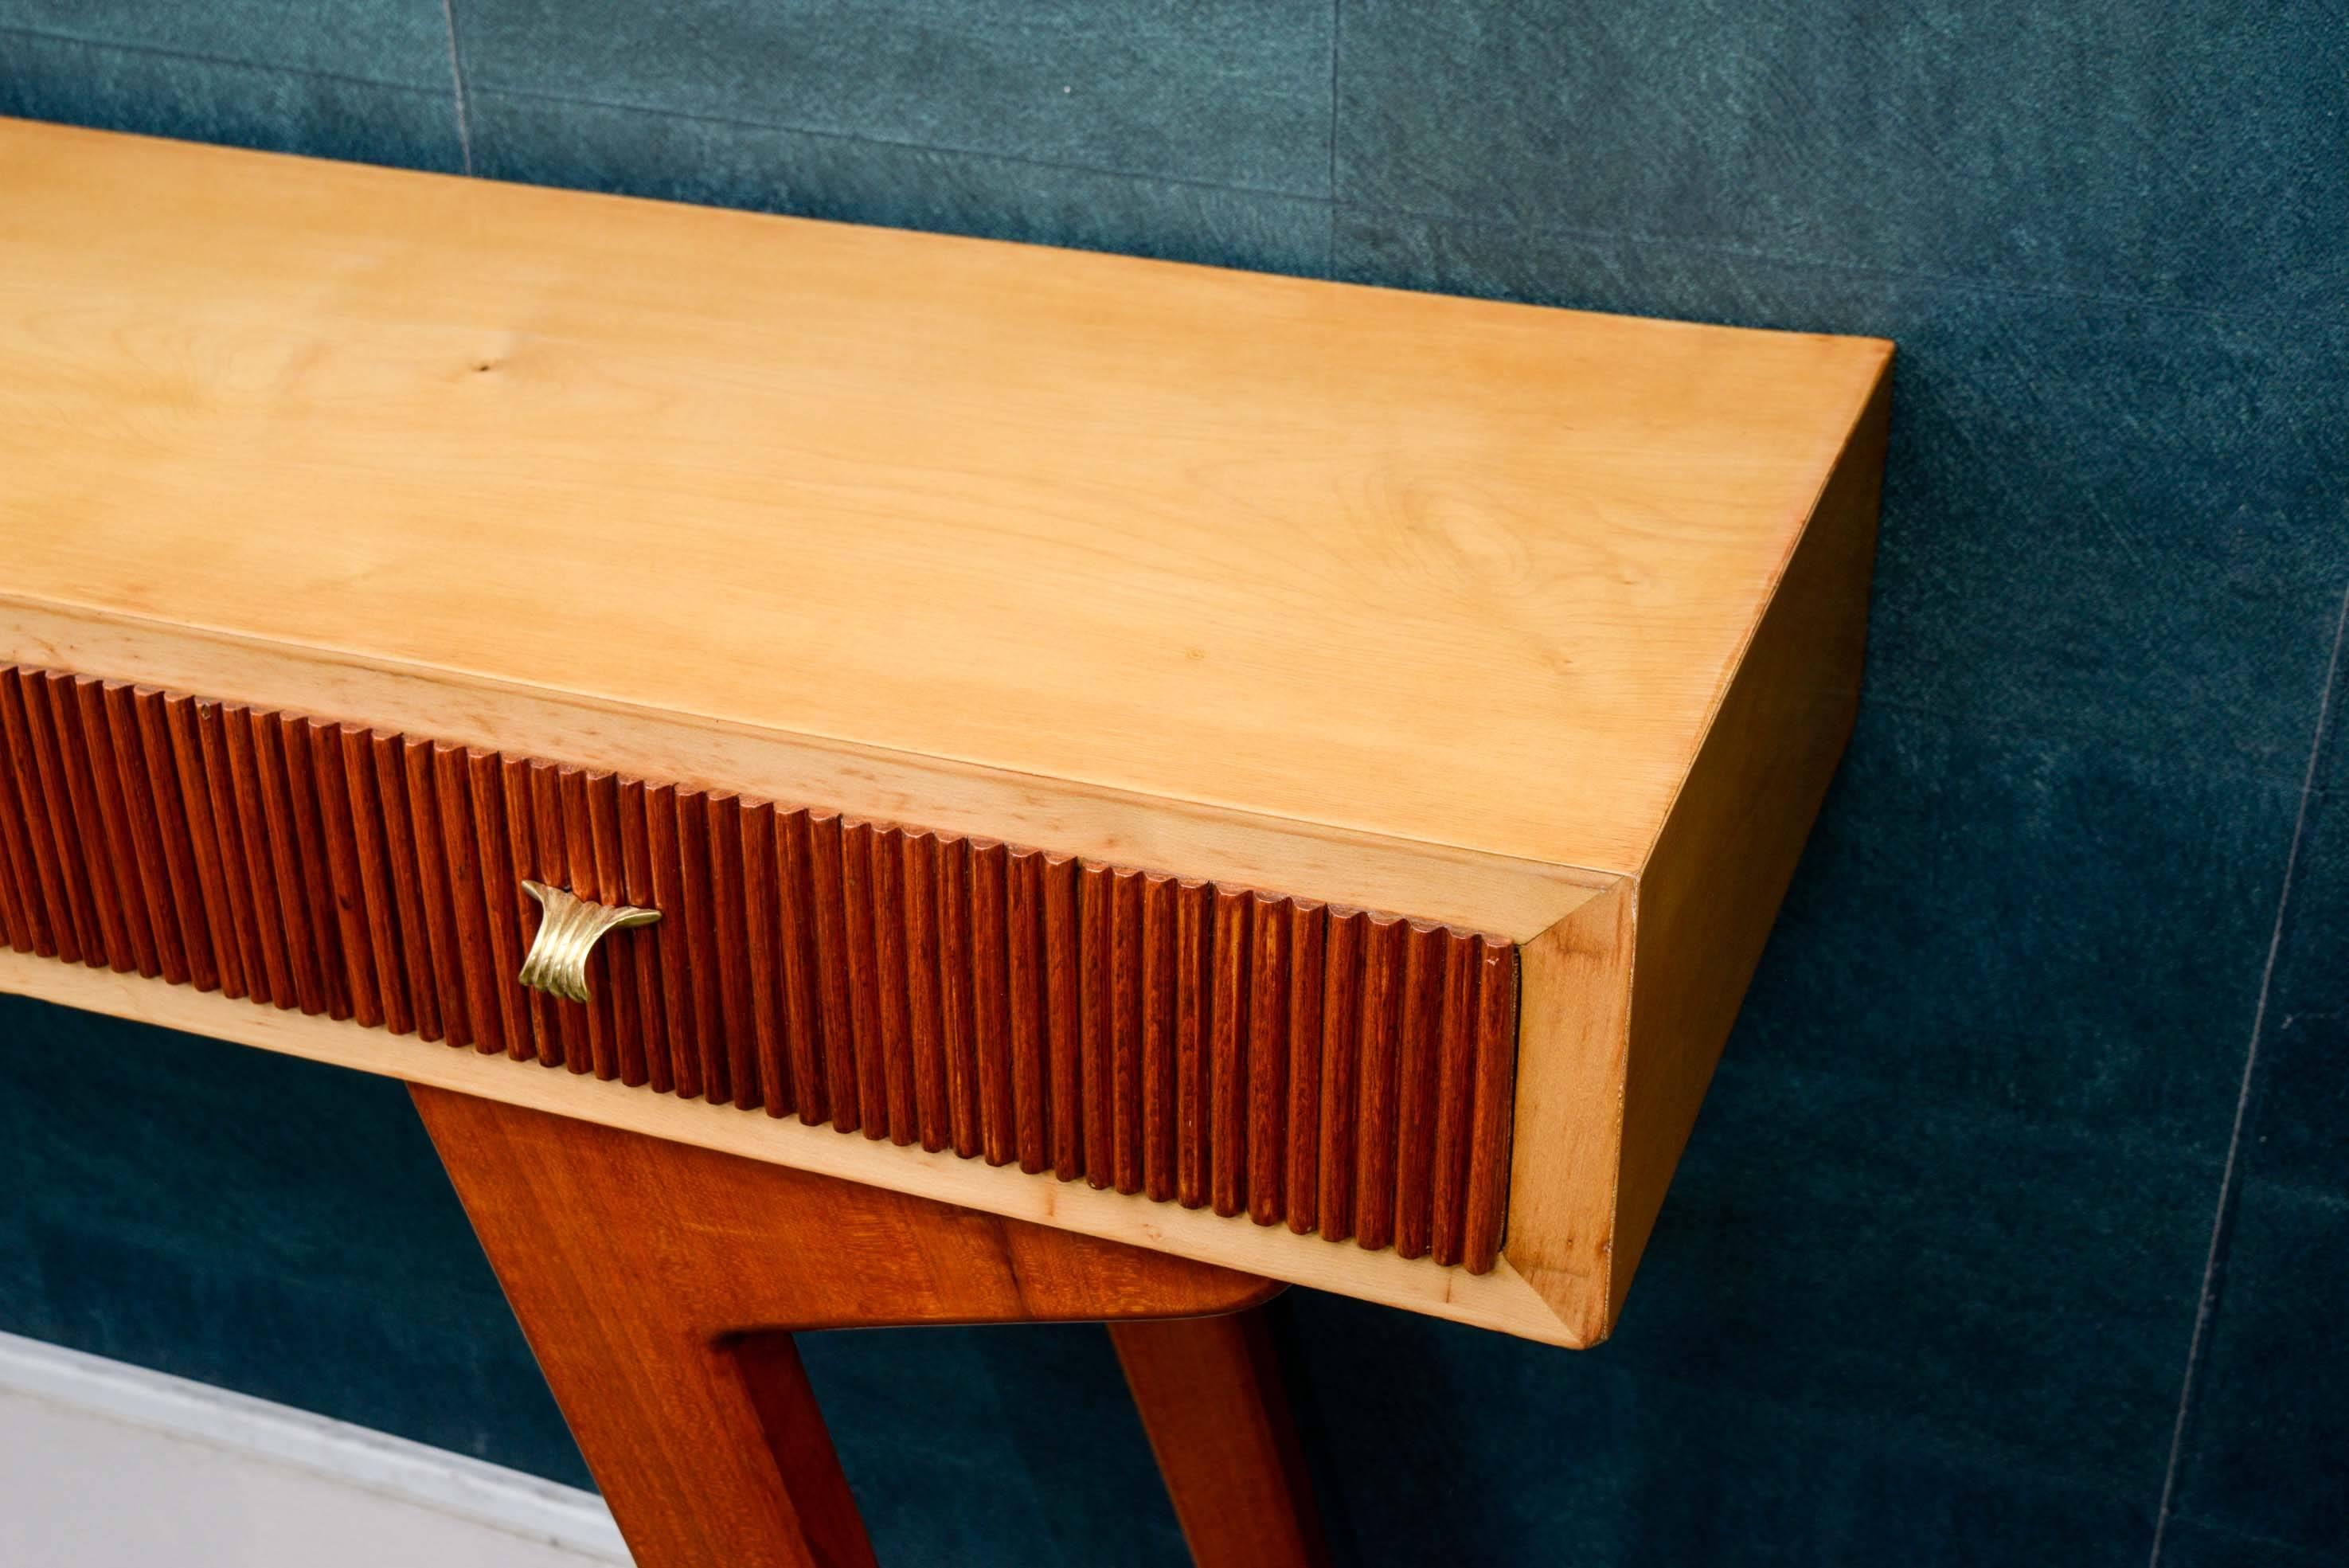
[412, 1087, 1328, 1567]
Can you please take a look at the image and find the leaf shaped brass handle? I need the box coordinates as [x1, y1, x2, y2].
[518, 881, 661, 1004]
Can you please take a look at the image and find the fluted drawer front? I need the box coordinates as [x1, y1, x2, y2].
[0, 663, 1520, 1272]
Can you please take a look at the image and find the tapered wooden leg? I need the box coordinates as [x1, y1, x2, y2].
[1112, 1311, 1328, 1568]
[728, 1335, 873, 1568]
[411, 1085, 1316, 1567]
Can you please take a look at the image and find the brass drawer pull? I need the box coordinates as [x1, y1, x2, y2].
[518, 882, 661, 1004]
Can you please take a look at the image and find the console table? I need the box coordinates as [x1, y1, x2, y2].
[0, 118, 1891, 1565]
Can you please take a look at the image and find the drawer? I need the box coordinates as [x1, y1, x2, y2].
[0, 663, 1519, 1273]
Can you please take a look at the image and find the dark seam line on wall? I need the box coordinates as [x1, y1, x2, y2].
[466, 82, 1335, 206]
[1324, 0, 1342, 279]
[439, 0, 474, 177]
[2147, 580, 2349, 1566]
[0, 23, 446, 100]
[1328, 197, 2334, 331]
[2, 21, 2318, 336]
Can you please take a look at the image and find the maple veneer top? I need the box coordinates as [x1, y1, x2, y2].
[0, 119, 1889, 882]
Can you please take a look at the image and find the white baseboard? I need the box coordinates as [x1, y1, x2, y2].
[0, 1330, 630, 1567]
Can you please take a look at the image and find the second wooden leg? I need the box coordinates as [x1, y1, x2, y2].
[1114, 1311, 1328, 1568]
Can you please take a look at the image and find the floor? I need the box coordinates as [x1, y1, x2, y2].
[0, 1331, 628, 1568]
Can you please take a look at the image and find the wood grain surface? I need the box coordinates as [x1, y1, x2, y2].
[0, 663, 1518, 1272]
[0, 118, 1883, 936]
[1503, 368, 1894, 1343]
[1112, 1310, 1328, 1568]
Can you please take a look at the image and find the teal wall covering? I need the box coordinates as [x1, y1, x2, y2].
[2, 5, 2343, 1562]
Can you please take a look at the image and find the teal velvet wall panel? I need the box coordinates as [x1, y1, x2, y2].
[2, 4, 2343, 1562]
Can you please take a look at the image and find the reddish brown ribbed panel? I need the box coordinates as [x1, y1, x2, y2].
[0, 663, 1522, 1271]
